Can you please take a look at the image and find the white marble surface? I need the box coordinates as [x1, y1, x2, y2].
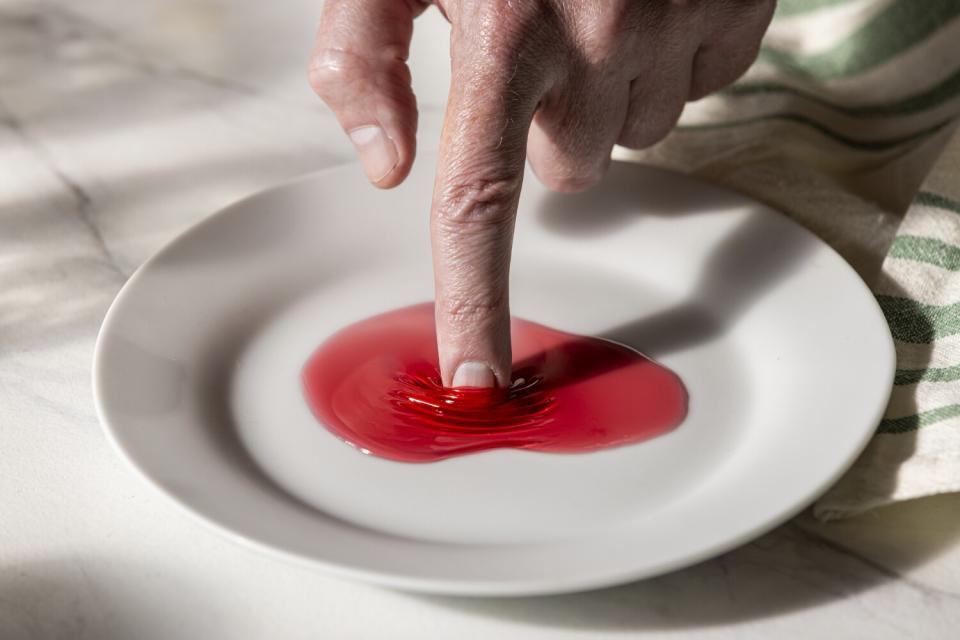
[1, 1, 958, 638]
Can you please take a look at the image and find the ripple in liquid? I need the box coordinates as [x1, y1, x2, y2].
[302, 303, 687, 462]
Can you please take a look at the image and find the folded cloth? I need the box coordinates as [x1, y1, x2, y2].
[616, 0, 960, 519]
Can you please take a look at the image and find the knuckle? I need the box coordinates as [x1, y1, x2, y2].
[453, 1, 553, 68]
[574, 4, 635, 59]
[475, 0, 543, 34]
[435, 175, 521, 227]
[443, 295, 506, 320]
[439, 292, 508, 331]
[307, 48, 365, 99]
[738, 0, 777, 22]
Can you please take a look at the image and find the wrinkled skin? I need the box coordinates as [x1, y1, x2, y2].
[309, 0, 775, 387]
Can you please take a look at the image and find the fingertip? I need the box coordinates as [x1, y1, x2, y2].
[526, 102, 615, 194]
[434, 297, 513, 390]
[374, 137, 416, 188]
[348, 125, 397, 183]
[348, 124, 416, 188]
[451, 361, 497, 389]
[370, 167, 408, 189]
[527, 144, 606, 194]
[529, 162, 604, 193]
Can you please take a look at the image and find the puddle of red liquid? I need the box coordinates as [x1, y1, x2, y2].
[302, 303, 687, 462]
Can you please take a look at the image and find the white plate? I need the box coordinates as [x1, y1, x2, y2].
[93, 159, 894, 596]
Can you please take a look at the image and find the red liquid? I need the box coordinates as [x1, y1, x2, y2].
[302, 303, 687, 463]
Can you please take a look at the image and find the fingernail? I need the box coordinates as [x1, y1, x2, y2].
[348, 125, 398, 184]
[452, 361, 496, 388]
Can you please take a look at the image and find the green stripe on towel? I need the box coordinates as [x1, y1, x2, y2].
[725, 65, 960, 118]
[761, 0, 960, 79]
[888, 236, 960, 271]
[878, 404, 960, 433]
[876, 295, 960, 343]
[915, 191, 960, 216]
[895, 364, 960, 385]
[775, 0, 858, 19]
[678, 113, 949, 152]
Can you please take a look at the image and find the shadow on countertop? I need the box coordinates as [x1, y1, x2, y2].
[0, 556, 223, 640]
[415, 493, 960, 631]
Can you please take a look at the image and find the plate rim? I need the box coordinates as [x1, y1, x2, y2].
[92, 161, 896, 596]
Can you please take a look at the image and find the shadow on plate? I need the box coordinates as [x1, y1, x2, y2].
[537, 161, 745, 238]
[510, 162, 814, 385]
[408, 161, 951, 628]
[541, 159, 926, 543]
[535, 162, 814, 359]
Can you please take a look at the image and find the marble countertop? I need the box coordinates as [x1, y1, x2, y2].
[2, 1, 958, 638]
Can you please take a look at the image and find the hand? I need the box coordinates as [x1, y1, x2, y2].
[309, 0, 774, 387]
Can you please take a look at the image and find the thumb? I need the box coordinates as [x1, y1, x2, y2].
[308, 0, 425, 187]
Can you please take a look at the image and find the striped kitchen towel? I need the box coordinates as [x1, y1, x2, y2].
[617, 0, 960, 519]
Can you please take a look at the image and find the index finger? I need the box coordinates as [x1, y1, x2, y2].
[430, 27, 548, 388]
